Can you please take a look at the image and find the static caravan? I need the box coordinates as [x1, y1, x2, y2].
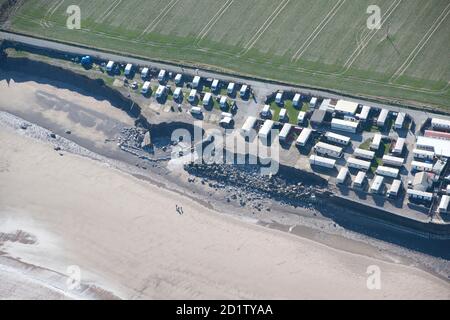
[309, 155, 336, 169]
[188, 89, 197, 102]
[425, 130, 450, 140]
[258, 120, 274, 140]
[407, 189, 433, 202]
[203, 92, 212, 106]
[211, 79, 219, 91]
[157, 69, 166, 82]
[413, 148, 434, 160]
[353, 171, 367, 188]
[190, 107, 202, 115]
[260, 104, 272, 118]
[124, 64, 133, 76]
[173, 87, 182, 100]
[336, 167, 349, 184]
[370, 134, 382, 151]
[155, 85, 166, 98]
[156, 86, 167, 98]
[438, 195, 450, 213]
[279, 108, 287, 122]
[219, 117, 233, 127]
[411, 160, 434, 172]
[354, 148, 375, 160]
[314, 142, 343, 158]
[221, 112, 233, 119]
[227, 82, 235, 94]
[241, 116, 257, 135]
[370, 175, 384, 194]
[141, 67, 149, 79]
[382, 155, 404, 167]
[293, 94, 301, 107]
[388, 179, 402, 198]
[174, 73, 182, 84]
[297, 111, 306, 125]
[219, 96, 227, 109]
[141, 81, 151, 94]
[431, 118, 450, 131]
[376, 166, 399, 178]
[310, 97, 318, 109]
[356, 105, 371, 121]
[377, 109, 389, 127]
[331, 118, 359, 133]
[325, 132, 351, 146]
[394, 112, 406, 129]
[192, 76, 201, 88]
[296, 128, 312, 147]
[334, 100, 359, 116]
[275, 92, 283, 104]
[392, 138, 405, 155]
[347, 157, 371, 171]
[240, 85, 248, 97]
[106, 60, 115, 72]
[279, 124, 292, 142]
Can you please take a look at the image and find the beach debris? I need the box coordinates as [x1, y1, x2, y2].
[54, 146, 61, 151]
[20, 123, 29, 130]
[49, 132, 56, 139]
[65, 129, 71, 134]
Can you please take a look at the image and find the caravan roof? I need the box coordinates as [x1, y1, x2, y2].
[259, 120, 274, 139]
[357, 105, 371, 121]
[174, 73, 182, 83]
[212, 79, 219, 89]
[125, 63, 132, 73]
[377, 109, 389, 126]
[279, 123, 292, 140]
[241, 116, 257, 134]
[334, 100, 358, 115]
[296, 128, 312, 146]
[393, 138, 405, 154]
[192, 76, 201, 87]
[336, 167, 349, 184]
[158, 69, 166, 80]
[354, 171, 366, 185]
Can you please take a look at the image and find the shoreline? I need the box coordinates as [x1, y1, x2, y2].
[0, 54, 448, 234]
[0, 113, 448, 299]
[0, 110, 449, 284]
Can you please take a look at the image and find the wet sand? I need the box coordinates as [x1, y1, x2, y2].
[0, 123, 449, 299]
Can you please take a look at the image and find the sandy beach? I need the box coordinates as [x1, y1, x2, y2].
[0, 124, 449, 299]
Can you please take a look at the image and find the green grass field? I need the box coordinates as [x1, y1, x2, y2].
[5, 0, 450, 109]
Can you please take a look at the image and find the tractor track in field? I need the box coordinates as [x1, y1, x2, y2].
[139, 0, 180, 37]
[195, 0, 234, 42]
[390, 2, 450, 82]
[342, 0, 403, 72]
[240, 0, 290, 56]
[291, 0, 346, 62]
[96, 0, 123, 24]
[39, 0, 65, 29]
